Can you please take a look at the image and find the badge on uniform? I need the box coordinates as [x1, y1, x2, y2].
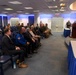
[18, 37, 20, 40]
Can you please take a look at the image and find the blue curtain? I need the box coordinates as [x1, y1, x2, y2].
[28, 16, 34, 25]
[3, 16, 8, 27]
[0, 16, 2, 28]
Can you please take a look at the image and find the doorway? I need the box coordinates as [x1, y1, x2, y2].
[51, 17, 64, 32]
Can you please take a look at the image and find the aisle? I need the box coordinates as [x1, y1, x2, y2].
[6, 32, 68, 75]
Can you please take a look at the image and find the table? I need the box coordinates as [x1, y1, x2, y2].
[63, 28, 71, 37]
[68, 41, 76, 75]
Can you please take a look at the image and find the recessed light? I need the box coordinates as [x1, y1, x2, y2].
[9, 1, 22, 4]
[4, 8, 13, 10]
[24, 7, 33, 9]
[60, 3, 65, 7]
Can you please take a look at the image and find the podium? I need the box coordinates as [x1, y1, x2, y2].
[72, 22, 76, 38]
[63, 28, 71, 37]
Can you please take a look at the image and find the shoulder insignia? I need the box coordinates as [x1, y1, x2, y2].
[18, 37, 20, 40]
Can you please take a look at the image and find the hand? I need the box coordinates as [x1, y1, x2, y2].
[16, 47, 20, 50]
[32, 38, 35, 42]
[27, 42, 30, 45]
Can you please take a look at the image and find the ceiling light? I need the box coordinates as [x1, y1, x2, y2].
[33, 10, 39, 12]
[4, 8, 13, 10]
[60, 3, 65, 7]
[48, 6, 57, 8]
[70, 2, 76, 10]
[25, 13, 29, 14]
[53, 0, 56, 1]
[52, 10, 59, 11]
[9, 1, 22, 4]
[24, 7, 33, 9]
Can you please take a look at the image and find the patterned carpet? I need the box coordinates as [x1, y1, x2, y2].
[5, 32, 68, 75]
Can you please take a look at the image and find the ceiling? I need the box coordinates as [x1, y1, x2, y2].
[0, 0, 75, 15]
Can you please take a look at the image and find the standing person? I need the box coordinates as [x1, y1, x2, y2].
[66, 20, 71, 28]
[2, 28, 28, 68]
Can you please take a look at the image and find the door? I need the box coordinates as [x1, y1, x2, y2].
[51, 17, 64, 32]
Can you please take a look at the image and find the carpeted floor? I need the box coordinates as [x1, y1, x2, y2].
[5, 32, 68, 75]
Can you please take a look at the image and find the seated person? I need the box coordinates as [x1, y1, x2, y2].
[15, 26, 31, 57]
[2, 28, 28, 68]
[66, 20, 71, 28]
[30, 26, 40, 40]
[22, 27, 38, 53]
[45, 23, 52, 35]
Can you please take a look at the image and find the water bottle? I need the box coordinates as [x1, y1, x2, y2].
[13, 61, 16, 69]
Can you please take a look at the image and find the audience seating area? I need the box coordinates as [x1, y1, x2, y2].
[0, 23, 51, 75]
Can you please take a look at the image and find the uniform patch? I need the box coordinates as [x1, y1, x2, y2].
[18, 37, 20, 40]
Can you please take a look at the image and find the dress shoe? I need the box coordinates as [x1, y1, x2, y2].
[18, 63, 28, 68]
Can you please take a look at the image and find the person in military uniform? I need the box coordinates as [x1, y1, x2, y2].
[15, 26, 31, 57]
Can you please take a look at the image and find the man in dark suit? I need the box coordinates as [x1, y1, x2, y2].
[2, 28, 28, 68]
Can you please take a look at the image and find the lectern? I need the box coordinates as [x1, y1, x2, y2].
[72, 22, 76, 38]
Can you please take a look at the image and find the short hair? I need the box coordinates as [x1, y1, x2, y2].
[4, 28, 10, 34]
[18, 26, 22, 33]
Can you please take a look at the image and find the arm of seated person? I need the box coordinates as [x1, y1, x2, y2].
[35, 35, 40, 38]
[31, 38, 35, 42]
[27, 42, 30, 45]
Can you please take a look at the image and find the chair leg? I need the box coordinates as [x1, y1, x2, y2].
[0, 64, 4, 75]
[10, 57, 16, 69]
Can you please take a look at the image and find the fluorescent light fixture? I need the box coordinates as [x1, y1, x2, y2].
[52, 10, 58, 11]
[24, 7, 33, 9]
[25, 13, 29, 14]
[33, 10, 39, 12]
[53, 0, 56, 1]
[9, 1, 22, 4]
[48, 6, 57, 8]
[4, 8, 13, 10]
